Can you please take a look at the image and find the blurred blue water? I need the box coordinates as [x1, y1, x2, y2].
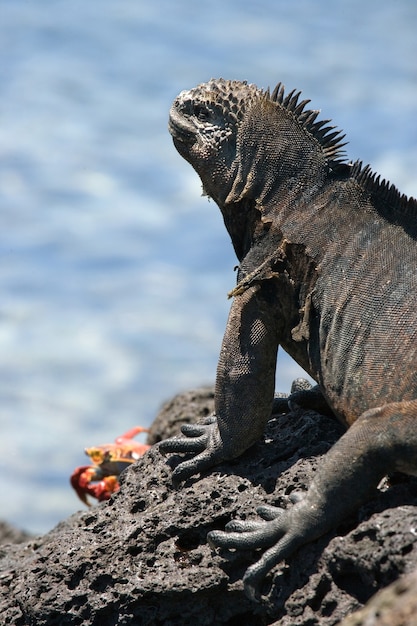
[0, 0, 416, 533]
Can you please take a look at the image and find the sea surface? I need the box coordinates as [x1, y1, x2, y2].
[0, 0, 416, 534]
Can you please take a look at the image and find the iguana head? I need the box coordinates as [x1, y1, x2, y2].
[169, 79, 263, 206]
[169, 79, 347, 210]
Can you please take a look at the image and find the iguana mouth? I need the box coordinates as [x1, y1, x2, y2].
[168, 103, 196, 145]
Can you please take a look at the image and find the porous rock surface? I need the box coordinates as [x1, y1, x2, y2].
[339, 568, 417, 626]
[1, 387, 417, 625]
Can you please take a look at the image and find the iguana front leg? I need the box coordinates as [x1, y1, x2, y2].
[209, 400, 417, 600]
[159, 284, 280, 484]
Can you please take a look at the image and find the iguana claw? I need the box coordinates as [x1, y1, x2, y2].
[208, 503, 306, 600]
[208, 505, 286, 551]
[159, 416, 226, 485]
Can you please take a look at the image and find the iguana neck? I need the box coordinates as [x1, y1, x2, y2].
[219, 197, 266, 262]
[225, 97, 329, 217]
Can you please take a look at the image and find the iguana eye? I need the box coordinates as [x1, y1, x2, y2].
[194, 104, 210, 122]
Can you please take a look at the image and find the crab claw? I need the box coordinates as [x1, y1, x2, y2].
[70, 466, 97, 506]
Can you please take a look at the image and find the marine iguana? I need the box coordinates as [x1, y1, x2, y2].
[160, 78, 417, 600]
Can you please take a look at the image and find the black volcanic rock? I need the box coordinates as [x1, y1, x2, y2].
[1, 387, 417, 625]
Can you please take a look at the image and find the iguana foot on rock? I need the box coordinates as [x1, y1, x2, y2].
[160, 378, 316, 483]
[159, 415, 228, 485]
[271, 377, 335, 416]
[209, 401, 417, 599]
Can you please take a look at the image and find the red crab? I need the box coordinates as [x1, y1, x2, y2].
[70, 426, 150, 505]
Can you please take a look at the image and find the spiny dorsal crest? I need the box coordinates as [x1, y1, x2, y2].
[267, 82, 348, 164]
[351, 160, 417, 216]
[267, 83, 416, 213]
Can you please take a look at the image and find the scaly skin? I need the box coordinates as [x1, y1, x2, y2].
[160, 78, 417, 600]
